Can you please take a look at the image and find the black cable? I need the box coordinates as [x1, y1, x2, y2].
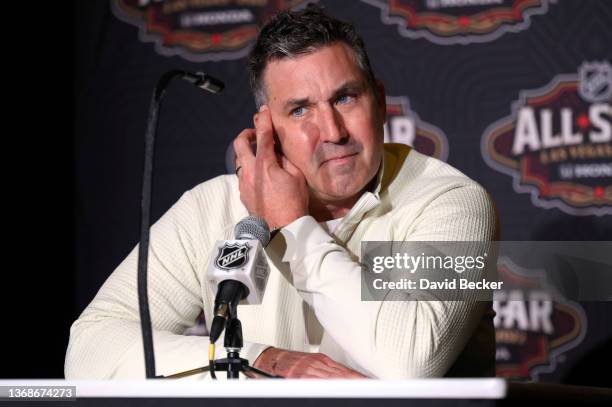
[210, 360, 217, 379]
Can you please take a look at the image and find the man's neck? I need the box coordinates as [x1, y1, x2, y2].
[309, 196, 357, 222]
[308, 176, 378, 222]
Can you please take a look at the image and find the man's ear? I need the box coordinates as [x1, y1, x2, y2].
[374, 79, 387, 124]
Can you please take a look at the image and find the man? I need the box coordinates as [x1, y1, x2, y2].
[66, 5, 497, 379]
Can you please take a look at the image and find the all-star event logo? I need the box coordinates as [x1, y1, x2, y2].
[215, 242, 250, 270]
[482, 62, 612, 216]
[361, 0, 555, 45]
[385, 96, 449, 160]
[112, 0, 312, 61]
[493, 258, 586, 380]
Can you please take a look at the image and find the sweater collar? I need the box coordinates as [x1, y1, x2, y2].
[333, 144, 411, 243]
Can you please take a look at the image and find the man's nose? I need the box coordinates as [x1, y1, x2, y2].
[318, 105, 348, 144]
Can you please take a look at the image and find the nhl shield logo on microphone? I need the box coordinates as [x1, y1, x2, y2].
[215, 242, 251, 270]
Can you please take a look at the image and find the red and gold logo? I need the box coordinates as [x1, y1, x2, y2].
[482, 62, 612, 215]
[385, 96, 449, 160]
[361, 0, 555, 45]
[494, 258, 586, 380]
[112, 0, 312, 61]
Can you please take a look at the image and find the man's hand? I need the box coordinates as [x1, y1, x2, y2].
[251, 347, 368, 379]
[233, 107, 309, 229]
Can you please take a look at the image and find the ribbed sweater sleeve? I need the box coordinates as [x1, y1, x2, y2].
[65, 185, 268, 379]
[280, 183, 497, 378]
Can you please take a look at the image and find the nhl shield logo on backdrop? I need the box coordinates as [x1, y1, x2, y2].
[215, 242, 250, 270]
[111, 0, 312, 61]
[481, 61, 612, 216]
[579, 62, 612, 103]
[385, 96, 449, 161]
[494, 258, 586, 380]
[361, 0, 556, 45]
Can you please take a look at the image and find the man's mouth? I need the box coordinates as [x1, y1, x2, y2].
[321, 152, 359, 166]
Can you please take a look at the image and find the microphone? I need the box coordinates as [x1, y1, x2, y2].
[207, 216, 271, 343]
[181, 72, 224, 94]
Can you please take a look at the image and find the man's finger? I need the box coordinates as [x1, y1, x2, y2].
[328, 365, 368, 378]
[280, 155, 303, 178]
[298, 367, 366, 379]
[233, 128, 256, 165]
[254, 107, 277, 162]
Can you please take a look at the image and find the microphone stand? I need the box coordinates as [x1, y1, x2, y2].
[161, 312, 281, 379]
[137, 70, 223, 379]
[209, 301, 281, 379]
[137, 71, 276, 380]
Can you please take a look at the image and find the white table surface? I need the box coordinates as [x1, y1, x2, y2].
[0, 378, 507, 399]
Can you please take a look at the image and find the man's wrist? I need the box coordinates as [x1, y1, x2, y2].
[271, 211, 309, 231]
[252, 346, 279, 374]
[279, 216, 333, 263]
[268, 213, 309, 239]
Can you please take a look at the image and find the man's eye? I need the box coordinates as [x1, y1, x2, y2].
[336, 94, 355, 104]
[291, 106, 306, 117]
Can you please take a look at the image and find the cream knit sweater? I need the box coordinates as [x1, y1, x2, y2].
[65, 144, 498, 379]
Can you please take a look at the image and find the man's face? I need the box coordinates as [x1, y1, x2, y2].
[261, 42, 385, 204]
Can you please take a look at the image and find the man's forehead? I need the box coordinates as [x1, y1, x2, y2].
[261, 43, 366, 103]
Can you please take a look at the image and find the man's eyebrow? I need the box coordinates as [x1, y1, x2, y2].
[329, 80, 366, 101]
[281, 80, 367, 113]
[283, 97, 311, 113]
